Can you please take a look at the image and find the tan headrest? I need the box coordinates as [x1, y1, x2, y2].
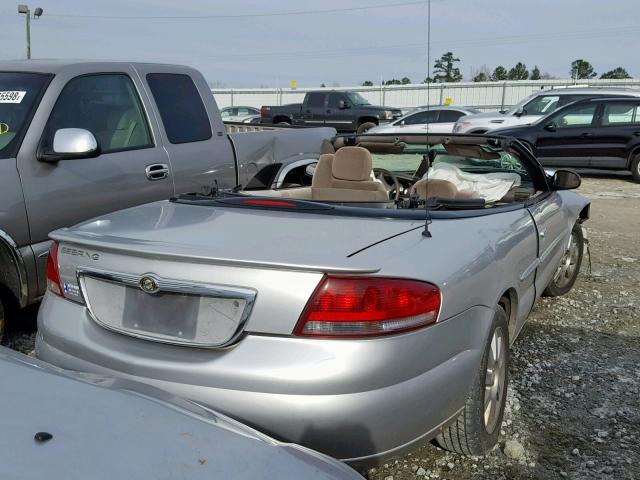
[332, 147, 372, 181]
[412, 179, 458, 199]
[311, 154, 334, 188]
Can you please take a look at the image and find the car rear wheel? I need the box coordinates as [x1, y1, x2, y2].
[543, 223, 583, 297]
[357, 122, 376, 134]
[631, 153, 640, 183]
[435, 305, 509, 455]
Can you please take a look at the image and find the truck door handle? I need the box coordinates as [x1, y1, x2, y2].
[580, 132, 592, 137]
[326, 109, 332, 113]
[305, 110, 311, 113]
[145, 163, 170, 181]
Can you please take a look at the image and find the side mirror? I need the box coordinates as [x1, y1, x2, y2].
[544, 123, 557, 132]
[514, 106, 524, 117]
[338, 100, 349, 109]
[39, 128, 100, 162]
[551, 169, 581, 190]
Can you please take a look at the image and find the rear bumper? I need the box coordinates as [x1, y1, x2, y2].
[36, 294, 493, 465]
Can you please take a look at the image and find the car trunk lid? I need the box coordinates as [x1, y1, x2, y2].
[51, 200, 422, 344]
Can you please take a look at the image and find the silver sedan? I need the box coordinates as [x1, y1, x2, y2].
[36, 133, 589, 467]
[368, 106, 481, 134]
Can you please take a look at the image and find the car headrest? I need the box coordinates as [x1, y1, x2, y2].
[311, 154, 335, 188]
[333, 146, 372, 181]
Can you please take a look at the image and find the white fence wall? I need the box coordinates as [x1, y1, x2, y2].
[212, 79, 640, 112]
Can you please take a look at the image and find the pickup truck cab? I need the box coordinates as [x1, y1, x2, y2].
[0, 60, 333, 336]
[260, 90, 402, 134]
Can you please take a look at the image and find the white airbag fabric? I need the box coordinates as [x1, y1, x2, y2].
[425, 163, 521, 203]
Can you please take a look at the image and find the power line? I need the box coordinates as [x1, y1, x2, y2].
[40, 1, 430, 19]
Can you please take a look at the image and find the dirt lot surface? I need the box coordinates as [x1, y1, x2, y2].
[2, 174, 638, 480]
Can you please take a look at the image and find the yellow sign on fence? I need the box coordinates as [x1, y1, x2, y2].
[444, 97, 453, 105]
[290, 80, 298, 89]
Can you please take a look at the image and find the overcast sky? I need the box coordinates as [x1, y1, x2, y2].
[1, 0, 638, 87]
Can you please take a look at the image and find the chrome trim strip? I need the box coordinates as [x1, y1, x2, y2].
[0, 228, 29, 306]
[76, 267, 256, 349]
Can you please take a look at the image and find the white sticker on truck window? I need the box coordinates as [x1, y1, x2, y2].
[0, 91, 26, 103]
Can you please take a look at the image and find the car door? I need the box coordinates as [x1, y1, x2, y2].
[431, 109, 467, 133]
[534, 102, 600, 167]
[140, 68, 237, 193]
[301, 92, 326, 126]
[397, 110, 438, 133]
[590, 100, 640, 169]
[325, 92, 354, 131]
[17, 68, 173, 296]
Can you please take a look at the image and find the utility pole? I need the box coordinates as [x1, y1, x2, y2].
[18, 5, 44, 60]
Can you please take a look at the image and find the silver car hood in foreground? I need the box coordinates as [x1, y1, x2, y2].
[0, 347, 362, 479]
[52, 201, 424, 273]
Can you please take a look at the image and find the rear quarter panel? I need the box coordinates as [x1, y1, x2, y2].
[353, 208, 539, 334]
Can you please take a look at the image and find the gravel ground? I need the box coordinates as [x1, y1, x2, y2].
[2, 174, 638, 480]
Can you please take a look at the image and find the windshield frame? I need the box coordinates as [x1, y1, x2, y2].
[0, 71, 53, 160]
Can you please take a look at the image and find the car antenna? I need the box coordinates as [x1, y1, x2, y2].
[422, 0, 433, 238]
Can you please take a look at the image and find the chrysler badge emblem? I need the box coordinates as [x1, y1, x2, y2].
[139, 276, 159, 294]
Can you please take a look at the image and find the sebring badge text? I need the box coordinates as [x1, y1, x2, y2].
[60, 246, 100, 261]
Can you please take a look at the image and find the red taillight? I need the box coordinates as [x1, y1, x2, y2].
[46, 242, 63, 297]
[260, 106, 268, 117]
[295, 276, 441, 338]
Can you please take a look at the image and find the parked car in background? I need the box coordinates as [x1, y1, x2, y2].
[220, 106, 261, 123]
[1, 347, 362, 480]
[453, 87, 640, 134]
[493, 97, 640, 182]
[367, 106, 481, 134]
[260, 90, 402, 133]
[0, 60, 334, 338]
[38, 133, 589, 467]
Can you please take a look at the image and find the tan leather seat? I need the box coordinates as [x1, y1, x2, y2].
[411, 178, 477, 200]
[311, 147, 389, 202]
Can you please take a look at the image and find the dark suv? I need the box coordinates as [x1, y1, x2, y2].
[494, 97, 640, 182]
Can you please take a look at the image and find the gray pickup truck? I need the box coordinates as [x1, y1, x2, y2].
[0, 60, 334, 336]
[260, 90, 402, 134]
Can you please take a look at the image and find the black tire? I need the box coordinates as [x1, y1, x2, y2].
[276, 121, 291, 126]
[631, 154, 640, 183]
[357, 122, 376, 134]
[436, 305, 509, 455]
[543, 223, 584, 297]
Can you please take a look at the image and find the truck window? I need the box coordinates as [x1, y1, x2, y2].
[0, 72, 51, 159]
[306, 93, 325, 108]
[146, 73, 212, 144]
[327, 93, 345, 109]
[42, 74, 153, 154]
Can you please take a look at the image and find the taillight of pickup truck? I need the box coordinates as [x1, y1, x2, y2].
[260, 106, 269, 117]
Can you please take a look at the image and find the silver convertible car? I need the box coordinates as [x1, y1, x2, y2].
[36, 133, 590, 466]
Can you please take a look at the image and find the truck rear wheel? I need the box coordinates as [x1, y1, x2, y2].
[357, 122, 376, 134]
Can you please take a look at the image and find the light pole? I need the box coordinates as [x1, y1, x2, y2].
[17, 4, 44, 60]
